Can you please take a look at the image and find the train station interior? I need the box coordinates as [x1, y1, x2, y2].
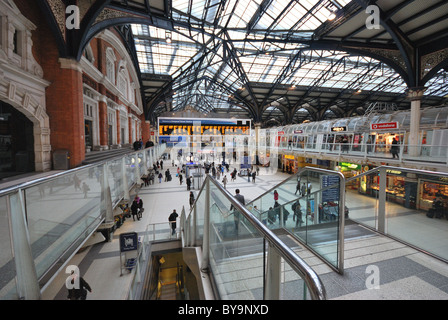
[1, 0, 448, 303]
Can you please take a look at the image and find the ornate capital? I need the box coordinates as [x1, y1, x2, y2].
[406, 87, 426, 101]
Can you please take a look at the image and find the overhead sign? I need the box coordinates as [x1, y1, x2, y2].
[331, 126, 347, 132]
[120, 232, 138, 252]
[278, 131, 285, 135]
[371, 122, 399, 130]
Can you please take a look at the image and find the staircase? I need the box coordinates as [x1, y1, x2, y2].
[82, 146, 134, 164]
[159, 282, 177, 300]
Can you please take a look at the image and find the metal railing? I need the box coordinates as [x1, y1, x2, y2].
[181, 175, 327, 300]
[0, 144, 166, 300]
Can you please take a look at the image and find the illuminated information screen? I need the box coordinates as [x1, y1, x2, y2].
[158, 118, 251, 137]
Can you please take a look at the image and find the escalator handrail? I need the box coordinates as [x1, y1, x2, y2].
[205, 175, 327, 300]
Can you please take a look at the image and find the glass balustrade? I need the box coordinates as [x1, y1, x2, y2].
[346, 166, 448, 262]
[0, 144, 166, 300]
[181, 175, 327, 300]
[247, 167, 345, 273]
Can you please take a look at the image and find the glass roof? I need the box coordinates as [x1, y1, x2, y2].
[130, 0, 447, 116]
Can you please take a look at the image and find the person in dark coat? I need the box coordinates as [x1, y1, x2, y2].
[391, 136, 400, 159]
[186, 176, 192, 190]
[169, 209, 179, 235]
[67, 271, 92, 300]
[131, 196, 143, 221]
[189, 191, 195, 210]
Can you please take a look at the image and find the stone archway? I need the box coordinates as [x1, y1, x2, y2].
[0, 0, 52, 173]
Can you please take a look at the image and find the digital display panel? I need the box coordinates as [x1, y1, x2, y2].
[158, 118, 251, 137]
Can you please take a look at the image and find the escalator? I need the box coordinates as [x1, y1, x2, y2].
[141, 250, 199, 300]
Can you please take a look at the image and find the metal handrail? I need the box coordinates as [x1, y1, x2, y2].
[346, 165, 448, 183]
[247, 166, 345, 205]
[0, 144, 165, 197]
[204, 175, 327, 300]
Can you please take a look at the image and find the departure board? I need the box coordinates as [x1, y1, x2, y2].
[158, 118, 251, 136]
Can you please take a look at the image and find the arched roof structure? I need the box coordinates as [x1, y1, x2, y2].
[37, 0, 448, 125]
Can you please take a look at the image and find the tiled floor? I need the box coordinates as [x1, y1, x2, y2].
[41, 161, 448, 300]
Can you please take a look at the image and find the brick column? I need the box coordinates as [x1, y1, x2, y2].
[142, 117, 150, 143]
[46, 58, 85, 168]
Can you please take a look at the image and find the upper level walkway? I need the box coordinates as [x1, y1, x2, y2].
[41, 161, 448, 300]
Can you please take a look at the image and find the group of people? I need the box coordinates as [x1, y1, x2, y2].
[133, 139, 154, 151]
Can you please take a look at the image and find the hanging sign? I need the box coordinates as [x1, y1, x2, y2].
[371, 122, 398, 130]
[331, 126, 347, 132]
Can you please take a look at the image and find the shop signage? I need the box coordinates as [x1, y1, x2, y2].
[284, 155, 294, 160]
[331, 126, 347, 132]
[371, 122, 399, 130]
[278, 131, 284, 135]
[120, 232, 138, 252]
[294, 130, 303, 134]
[340, 162, 361, 170]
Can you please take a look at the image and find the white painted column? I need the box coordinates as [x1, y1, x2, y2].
[407, 87, 425, 157]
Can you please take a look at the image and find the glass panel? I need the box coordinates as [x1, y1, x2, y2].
[345, 170, 379, 230]
[25, 166, 104, 280]
[107, 159, 124, 206]
[249, 168, 343, 270]
[0, 195, 18, 299]
[208, 181, 265, 299]
[385, 169, 448, 261]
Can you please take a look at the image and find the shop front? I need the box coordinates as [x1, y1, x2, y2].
[358, 167, 417, 209]
[336, 162, 362, 190]
[418, 175, 448, 211]
[283, 154, 296, 174]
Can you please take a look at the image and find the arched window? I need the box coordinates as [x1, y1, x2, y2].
[106, 47, 116, 84]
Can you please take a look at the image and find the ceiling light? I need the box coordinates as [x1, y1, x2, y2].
[165, 31, 172, 44]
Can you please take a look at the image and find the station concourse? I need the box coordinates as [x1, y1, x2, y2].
[1, 0, 448, 301]
[32, 155, 447, 300]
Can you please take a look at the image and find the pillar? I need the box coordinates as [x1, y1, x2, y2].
[407, 87, 426, 157]
[46, 58, 84, 168]
[142, 119, 150, 144]
[98, 85, 108, 149]
[116, 109, 121, 145]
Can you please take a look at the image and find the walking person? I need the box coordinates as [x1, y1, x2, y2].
[82, 182, 90, 199]
[158, 172, 163, 183]
[169, 209, 179, 236]
[189, 191, 195, 210]
[179, 173, 183, 185]
[222, 175, 228, 189]
[186, 176, 192, 190]
[274, 190, 279, 203]
[67, 270, 92, 300]
[391, 136, 400, 159]
[301, 183, 307, 197]
[252, 171, 256, 183]
[230, 189, 245, 232]
[131, 196, 143, 221]
[295, 179, 301, 195]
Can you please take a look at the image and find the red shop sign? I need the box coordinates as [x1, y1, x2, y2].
[371, 122, 399, 130]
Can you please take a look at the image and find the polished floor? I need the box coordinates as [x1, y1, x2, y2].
[41, 161, 448, 300]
